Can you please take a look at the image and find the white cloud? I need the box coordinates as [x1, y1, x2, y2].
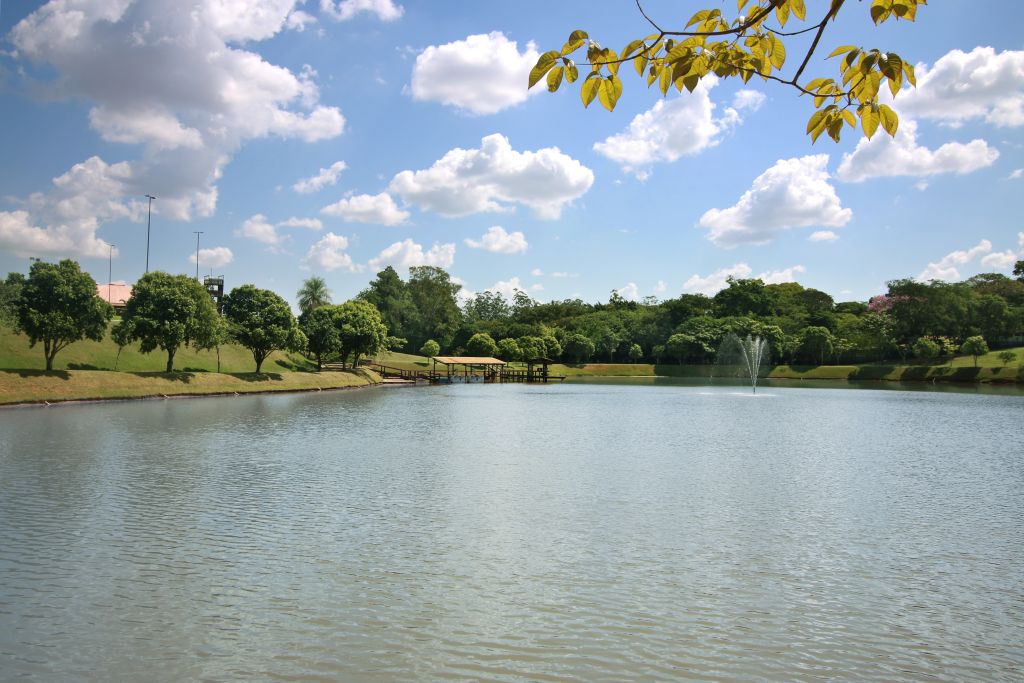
[3, 0, 345, 258]
[836, 120, 998, 182]
[321, 192, 409, 225]
[285, 10, 316, 31]
[279, 216, 323, 230]
[897, 48, 1024, 128]
[1010, 169, 1023, 180]
[390, 134, 593, 219]
[486, 276, 542, 302]
[615, 282, 640, 301]
[304, 232, 358, 272]
[760, 265, 806, 285]
[654, 280, 667, 294]
[464, 226, 528, 254]
[551, 271, 576, 278]
[368, 239, 455, 272]
[320, 0, 403, 22]
[594, 78, 761, 177]
[980, 231, 1024, 270]
[235, 213, 284, 246]
[293, 161, 347, 193]
[189, 246, 234, 269]
[530, 268, 544, 277]
[809, 230, 839, 243]
[411, 32, 541, 115]
[917, 240, 992, 281]
[683, 263, 753, 296]
[682, 263, 805, 295]
[699, 155, 852, 247]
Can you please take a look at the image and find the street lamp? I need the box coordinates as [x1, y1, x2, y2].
[145, 194, 156, 273]
[193, 231, 203, 281]
[108, 243, 115, 305]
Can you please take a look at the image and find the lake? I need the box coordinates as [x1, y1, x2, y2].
[1, 382, 1023, 681]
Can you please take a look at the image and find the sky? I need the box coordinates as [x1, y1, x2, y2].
[1, 0, 1023, 309]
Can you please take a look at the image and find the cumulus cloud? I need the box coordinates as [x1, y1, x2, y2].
[368, 239, 455, 272]
[411, 32, 541, 115]
[809, 230, 839, 243]
[486, 276, 542, 301]
[321, 192, 409, 225]
[615, 282, 640, 301]
[1009, 169, 1023, 180]
[320, 0, 403, 22]
[531, 268, 544, 276]
[594, 79, 763, 177]
[699, 155, 852, 247]
[293, 161, 347, 193]
[389, 134, 593, 219]
[836, 120, 998, 182]
[464, 226, 528, 254]
[682, 263, 806, 295]
[4, 0, 345, 258]
[896, 47, 1024, 128]
[235, 213, 322, 246]
[980, 232, 1024, 270]
[654, 280, 668, 294]
[917, 240, 992, 281]
[189, 246, 234, 269]
[304, 232, 358, 272]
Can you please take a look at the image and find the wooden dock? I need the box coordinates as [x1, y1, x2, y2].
[362, 360, 564, 384]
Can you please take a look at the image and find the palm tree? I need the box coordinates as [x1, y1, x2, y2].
[297, 276, 332, 316]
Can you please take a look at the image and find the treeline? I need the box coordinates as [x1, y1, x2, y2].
[4, 259, 1023, 372]
[355, 265, 1024, 366]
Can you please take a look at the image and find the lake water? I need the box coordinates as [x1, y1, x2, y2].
[1, 383, 1023, 681]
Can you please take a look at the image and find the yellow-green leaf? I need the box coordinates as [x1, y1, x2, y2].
[827, 44, 858, 59]
[566, 63, 579, 83]
[841, 109, 857, 128]
[770, 36, 786, 70]
[561, 30, 588, 56]
[546, 66, 564, 92]
[790, 0, 807, 21]
[581, 76, 601, 108]
[861, 108, 880, 138]
[879, 103, 899, 136]
[597, 75, 622, 111]
[528, 51, 560, 89]
[903, 61, 917, 87]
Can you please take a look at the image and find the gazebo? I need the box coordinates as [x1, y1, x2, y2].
[431, 356, 506, 383]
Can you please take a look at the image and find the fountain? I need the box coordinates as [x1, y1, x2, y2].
[716, 334, 770, 393]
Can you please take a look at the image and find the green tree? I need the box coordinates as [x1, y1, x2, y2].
[714, 278, 777, 318]
[1014, 260, 1024, 281]
[407, 266, 462, 350]
[297, 276, 332, 317]
[466, 332, 499, 357]
[497, 337, 522, 361]
[666, 333, 697, 364]
[541, 335, 562, 360]
[0, 272, 25, 328]
[223, 285, 305, 373]
[970, 294, 1011, 342]
[628, 342, 643, 363]
[300, 305, 341, 370]
[530, 0, 923, 143]
[562, 333, 595, 363]
[517, 335, 546, 361]
[113, 271, 220, 373]
[16, 259, 113, 371]
[997, 350, 1016, 366]
[359, 266, 419, 345]
[912, 337, 940, 362]
[463, 290, 511, 322]
[799, 326, 834, 365]
[419, 339, 440, 358]
[334, 300, 389, 368]
[960, 336, 989, 368]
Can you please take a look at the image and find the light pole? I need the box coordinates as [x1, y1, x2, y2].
[108, 243, 115, 305]
[145, 194, 156, 273]
[193, 231, 203, 281]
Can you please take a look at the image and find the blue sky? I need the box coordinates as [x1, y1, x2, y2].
[1, 0, 1022, 308]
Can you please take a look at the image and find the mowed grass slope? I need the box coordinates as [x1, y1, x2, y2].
[0, 327, 381, 405]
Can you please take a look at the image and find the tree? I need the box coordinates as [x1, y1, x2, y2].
[300, 305, 341, 370]
[562, 333, 595, 363]
[960, 336, 989, 368]
[463, 290, 511, 322]
[359, 266, 419, 345]
[666, 333, 697, 364]
[1014, 260, 1024, 282]
[297, 276, 332, 317]
[529, 0, 924, 143]
[541, 335, 562, 360]
[16, 259, 113, 371]
[912, 337, 940, 362]
[997, 350, 1016, 366]
[714, 278, 776, 318]
[223, 284, 305, 373]
[497, 337, 522, 361]
[0, 272, 25, 328]
[799, 326, 834, 365]
[628, 343, 643, 363]
[419, 339, 440, 358]
[466, 332, 499, 357]
[517, 335, 546, 361]
[334, 300, 388, 368]
[113, 271, 220, 373]
[407, 266, 462, 351]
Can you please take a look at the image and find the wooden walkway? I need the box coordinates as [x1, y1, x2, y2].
[361, 361, 564, 384]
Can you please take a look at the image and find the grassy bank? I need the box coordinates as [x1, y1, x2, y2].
[0, 327, 382, 406]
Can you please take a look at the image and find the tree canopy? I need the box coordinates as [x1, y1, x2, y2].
[16, 259, 113, 371]
[297, 276, 332, 317]
[113, 272, 221, 373]
[223, 284, 305, 373]
[334, 300, 389, 368]
[530, 0, 926, 142]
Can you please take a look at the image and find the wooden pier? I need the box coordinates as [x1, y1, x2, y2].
[363, 356, 564, 384]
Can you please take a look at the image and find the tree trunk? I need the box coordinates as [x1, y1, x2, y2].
[166, 349, 175, 373]
[316, 353, 322, 371]
[255, 354, 264, 374]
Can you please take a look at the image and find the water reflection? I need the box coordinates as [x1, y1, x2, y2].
[1, 384, 1022, 680]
